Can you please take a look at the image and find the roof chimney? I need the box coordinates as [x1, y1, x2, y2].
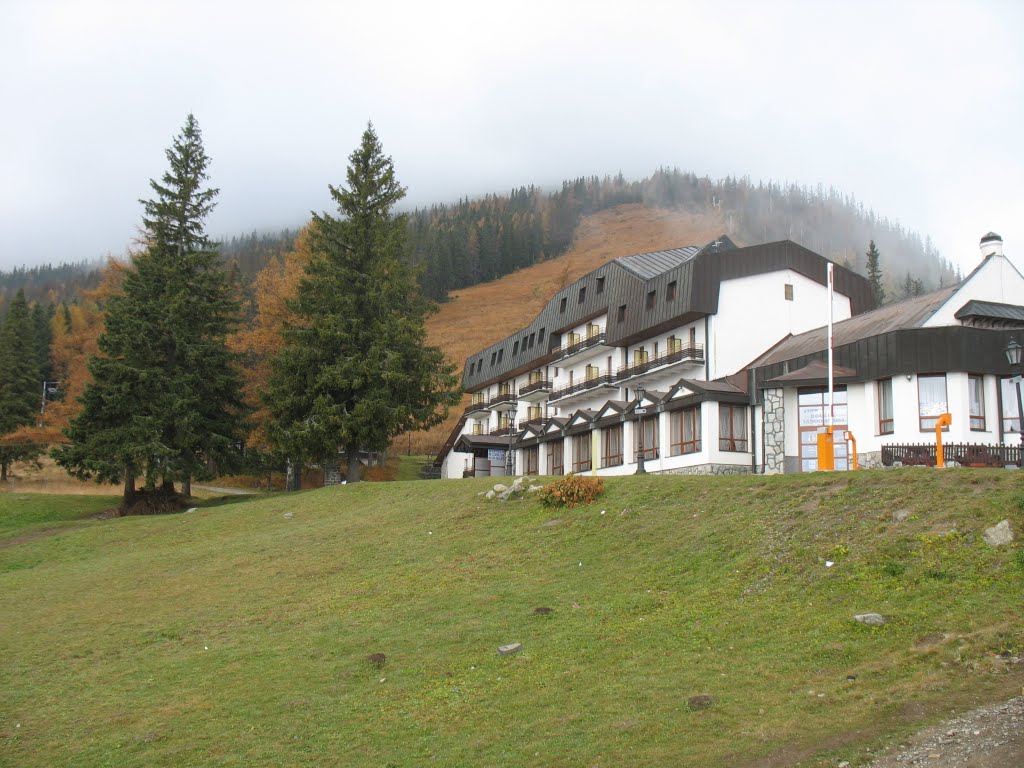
[980, 231, 1004, 258]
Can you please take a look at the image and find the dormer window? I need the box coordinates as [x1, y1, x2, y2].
[667, 281, 677, 301]
[646, 290, 656, 310]
[559, 296, 567, 313]
[513, 340, 520, 356]
[578, 286, 586, 304]
[596, 276, 606, 294]
[617, 304, 627, 323]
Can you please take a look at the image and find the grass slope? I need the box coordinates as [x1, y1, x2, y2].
[1, 470, 1022, 767]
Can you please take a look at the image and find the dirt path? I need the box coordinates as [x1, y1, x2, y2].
[192, 484, 257, 495]
[864, 696, 1023, 768]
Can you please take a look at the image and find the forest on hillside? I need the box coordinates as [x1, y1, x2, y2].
[0, 168, 956, 311]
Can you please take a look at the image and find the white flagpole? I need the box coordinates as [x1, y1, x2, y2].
[827, 263, 834, 431]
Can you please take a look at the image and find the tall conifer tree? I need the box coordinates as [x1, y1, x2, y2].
[56, 115, 245, 504]
[865, 240, 885, 307]
[0, 290, 42, 481]
[267, 124, 460, 483]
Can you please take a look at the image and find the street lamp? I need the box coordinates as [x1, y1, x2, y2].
[635, 384, 647, 475]
[506, 399, 518, 477]
[1005, 338, 1023, 467]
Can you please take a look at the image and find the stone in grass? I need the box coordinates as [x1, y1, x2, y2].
[533, 607, 553, 615]
[367, 653, 386, 668]
[283, 511, 294, 519]
[493, 483, 508, 494]
[982, 519, 1014, 547]
[853, 613, 888, 626]
[892, 508, 912, 523]
[497, 642, 523, 656]
[686, 694, 715, 710]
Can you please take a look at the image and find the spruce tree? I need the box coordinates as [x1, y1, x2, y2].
[865, 240, 885, 307]
[56, 114, 245, 504]
[267, 123, 460, 483]
[0, 291, 42, 481]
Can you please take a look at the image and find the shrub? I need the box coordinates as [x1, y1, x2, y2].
[538, 473, 605, 509]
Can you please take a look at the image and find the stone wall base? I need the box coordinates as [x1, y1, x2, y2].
[655, 463, 753, 476]
[857, 451, 884, 469]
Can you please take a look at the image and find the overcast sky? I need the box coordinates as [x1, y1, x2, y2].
[2, 1, 1022, 275]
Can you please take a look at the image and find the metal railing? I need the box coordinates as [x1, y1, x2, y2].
[519, 379, 552, 397]
[881, 442, 1021, 467]
[554, 330, 606, 358]
[616, 344, 704, 381]
[549, 373, 616, 402]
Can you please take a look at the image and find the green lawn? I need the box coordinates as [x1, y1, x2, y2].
[0, 470, 1022, 767]
[0, 493, 118, 539]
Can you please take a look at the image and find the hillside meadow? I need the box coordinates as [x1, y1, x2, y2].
[1, 468, 1022, 767]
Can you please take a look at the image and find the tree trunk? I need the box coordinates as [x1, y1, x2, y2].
[346, 445, 362, 484]
[161, 478, 175, 494]
[123, 469, 136, 502]
[1, 460, 8, 483]
[182, 476, 191, 498]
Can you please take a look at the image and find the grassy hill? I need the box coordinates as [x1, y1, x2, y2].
[411, 204, 728, 455]
[1, 469, 1022, 767]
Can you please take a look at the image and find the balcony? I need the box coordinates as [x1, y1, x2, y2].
[518, 379, 553, 401]
[464, 396, 489, 417]
[489, 392, 518, 412]
[517, 416, 546, 431]
[615, 344, 704, 384]
[489, 424, 518, 437]
[548, 372, 617, 406]
[554, 330, 607, 360]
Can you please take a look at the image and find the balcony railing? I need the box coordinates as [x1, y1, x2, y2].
[490, 391, 516, 408]
[616, 344, 704, 381]
[519, 379, 553, 397]
[517, 417, 546, 431]
[554, 330, 606, 359]
[549, 373, 616, 402]
[489, 425, 517, 437]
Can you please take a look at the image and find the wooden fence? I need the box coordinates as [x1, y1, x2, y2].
[881, 442, 1021, 468]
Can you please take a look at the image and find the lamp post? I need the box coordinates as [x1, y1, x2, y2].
[635, 384, 647, 475]
[506, 399, 518, 477]
[1005, 338, 1023, 467]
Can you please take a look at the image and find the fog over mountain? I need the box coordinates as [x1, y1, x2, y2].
[2, 1, 1022, 273]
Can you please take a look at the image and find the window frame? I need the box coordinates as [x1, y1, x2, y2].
[718, 404, 748, 452]
[877, 378, 894, 435]
[917, 373, 948, 431]
[602, 424, 624, 467]
[670, 405, 701, 455]
[968, 374, 986, 431]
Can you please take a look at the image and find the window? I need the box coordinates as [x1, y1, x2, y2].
[596, 276, 606, 294]
[490, 351, 496, 366]
[585, 364, 600, 381]
[513, 340, 519, 356]
[573, 433, 592, 472]
[689, 327, 696, 347]
[667, 335, 682, 354]
[538, 328, 545, 345]
[969, 375, 986, 431]
[469, 362, 475, 375]
[877, 378, 894, 435]
[527, 405, 543, 421]
[560, 296, 567, 313]
[646, 290, 656, 310]
[918, 374, 947, 430]
[617, 304, 626, 323]
[633, 347, 648, 366]
[671, 406, 701, 455]
[667, 281, 677, 301]
[719, 404, 748, 452]
[578, 286, 586, 304]
[634, 416, 660, 461]
[529, 332, 535, 349]
[497, 348, 504, 364]
[784, 283, 794, 301]
[547, 440, 564, 475]
[602, 425, 624, 467]
[1001, 377, 1021, 433]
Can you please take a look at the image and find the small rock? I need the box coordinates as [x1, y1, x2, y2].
[498, 642, 522, 656]
[485, 490, 495, 500]
[686, 694, 715, 710]
[528, 484, 543, 492]
[367, 653, 386, 668]
[982, 519, 1014, 547]
[283, 511, 294, 519]
[892, 508, 912, 523]
[542, 518, 562, 527]
[493, 483, 508, 493]
[184, 507, 197, 514]
[838, 762, 850, 767]
[620, 507, 633, 516]
[854, 613, 888, 626]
